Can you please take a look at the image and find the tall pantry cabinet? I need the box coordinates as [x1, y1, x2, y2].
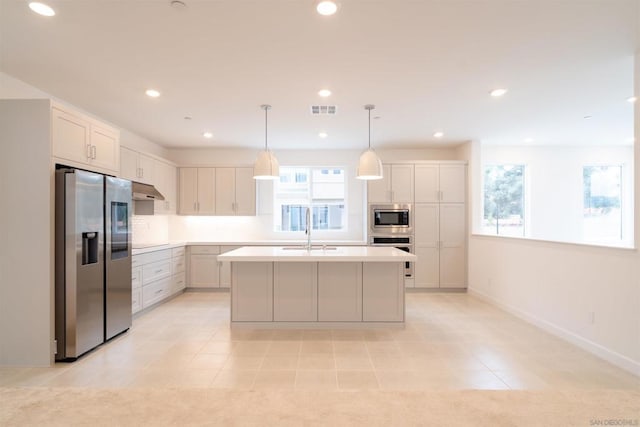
[413, 163, 467, 288]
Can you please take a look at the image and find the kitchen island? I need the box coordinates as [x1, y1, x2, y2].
[217, 246, 417, 328]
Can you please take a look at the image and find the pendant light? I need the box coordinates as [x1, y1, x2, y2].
[253, 104, 280, 180]
[356, 104, 383, 180]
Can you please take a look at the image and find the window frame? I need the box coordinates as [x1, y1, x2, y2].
[481, 163, 527, 237]
[273, 166, 348, 233]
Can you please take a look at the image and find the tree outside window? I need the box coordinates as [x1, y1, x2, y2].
[483, 164, 525, 236]
[583, 165, 622, 242]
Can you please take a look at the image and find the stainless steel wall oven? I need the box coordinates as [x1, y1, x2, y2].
[370, 235, 414, 278]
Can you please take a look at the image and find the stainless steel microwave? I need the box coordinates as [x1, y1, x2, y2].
[370, 204, 412, 234]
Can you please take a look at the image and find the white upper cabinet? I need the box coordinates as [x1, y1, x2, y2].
[368, 164, 413, 204]
[179, 168, 199, 215]
[439, 164, 466, 203]
[233, 167, 256, 215]
[180, 167, 255, 216]
[179, 167, 216, 215]
[51, 107, 90, 165]
[119, 146, 154, 184]
[215, 168, 236, 215]
[415, 163, 466, 203]
[390, 164, 414, 203]
[414, 165, 439, 203]
[89, 125, 119, 173]
[120, 147, 138, 181]
[51, 105, 119, 174]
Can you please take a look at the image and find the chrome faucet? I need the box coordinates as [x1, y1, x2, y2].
[305, 207, 312, 251]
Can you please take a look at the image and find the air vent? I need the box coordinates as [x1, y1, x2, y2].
[310, 105, 337, 115]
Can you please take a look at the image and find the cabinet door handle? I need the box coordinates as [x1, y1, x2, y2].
[86, 144, 92, 159]
[155, 269, 163, 274]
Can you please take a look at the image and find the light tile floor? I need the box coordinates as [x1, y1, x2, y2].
[1, 292, 638, 391]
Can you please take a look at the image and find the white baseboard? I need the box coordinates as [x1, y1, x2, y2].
[468, 287, 640, 378]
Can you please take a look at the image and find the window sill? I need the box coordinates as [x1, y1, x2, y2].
[470, 233, 637, 252]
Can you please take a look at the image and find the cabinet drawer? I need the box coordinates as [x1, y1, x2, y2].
[135, 249, 172, 265]
[132, 287, 142, 314]
[132, 266, 142, 290]
[172, 272, 186, 293]
[172, 256, 185, 274]
[172, 246, 186, 258]
[142, 259, 172, 284]
[132, 255, 141, 268]
[190, 245, 220, 255]
[142, 277, 171, 308]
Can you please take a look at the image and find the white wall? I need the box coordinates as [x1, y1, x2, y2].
[0, 100, 53, 366]
[482, 145, 634, 246]
[468, 50, 640, 375]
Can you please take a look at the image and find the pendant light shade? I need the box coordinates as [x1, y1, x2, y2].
[253, 104, 280, 180]
[356, 104, 383, 180]
[253, 149, 280, 180]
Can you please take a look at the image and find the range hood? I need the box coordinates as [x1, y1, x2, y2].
[132, 182, 164, 215]
[132, 182, 165, 201]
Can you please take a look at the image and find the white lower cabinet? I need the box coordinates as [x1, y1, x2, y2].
[414, 203, 467, 289]
[273, 262, 318, 321]
[131, 245, 187, 313]
[318, 262, 362, 321]
[171, 246, 186, 293]
[231, 261, 404, 324]
[231, 262, 273, 322]
[362, 263, 404, 321]
[188, 246, 220, 288]
[132, 266, 142, 314]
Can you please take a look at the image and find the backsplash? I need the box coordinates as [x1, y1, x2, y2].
[132, 215, 170, 245]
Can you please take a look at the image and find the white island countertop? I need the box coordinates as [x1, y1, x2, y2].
[218, 246, 417, 262]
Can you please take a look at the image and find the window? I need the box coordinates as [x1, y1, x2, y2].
[275, 167, 346, 232]
[583, 165, 622, 242]
[483, 164, 525, 236]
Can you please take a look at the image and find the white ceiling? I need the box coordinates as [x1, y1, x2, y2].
[0, 0, 637, 150]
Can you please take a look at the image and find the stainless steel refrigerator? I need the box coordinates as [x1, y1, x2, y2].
[55, 168, 132, 361]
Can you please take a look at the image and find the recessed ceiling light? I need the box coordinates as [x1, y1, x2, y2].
[316, 1, 338, 16]
[318, 132, 328, 138]
[490, 88, 508, 97]
[203, 132, 213, 139]
[29, 2, 55, 16]
[145, 89, 160, 98]
[524, 138, 534, 143]
[627, 96, 637, 103]
[433, 132, 444, 138]
[318, 89, 331, 97]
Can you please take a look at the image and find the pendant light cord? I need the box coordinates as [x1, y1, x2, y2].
[368, 107, 371, 149]
[264, 107, 268, 151]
